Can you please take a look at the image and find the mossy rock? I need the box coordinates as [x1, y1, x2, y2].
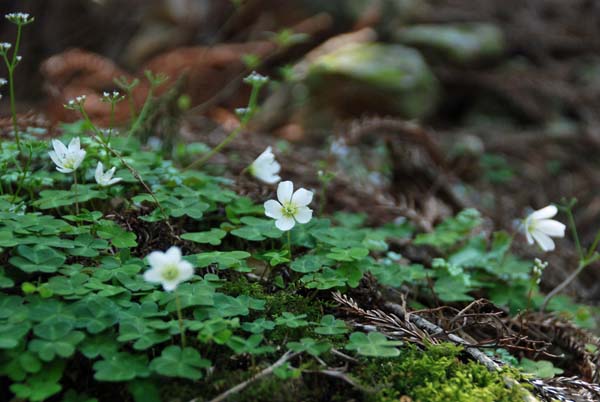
[305, 42, 439, 119]
[395, 23, 505, 64]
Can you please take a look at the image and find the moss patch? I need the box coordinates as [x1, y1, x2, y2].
[357, 343, 526, 402]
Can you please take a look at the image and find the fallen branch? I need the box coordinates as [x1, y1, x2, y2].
[196, 351, 299, 402]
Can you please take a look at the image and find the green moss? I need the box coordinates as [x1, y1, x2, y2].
[357, 343, 526, 402]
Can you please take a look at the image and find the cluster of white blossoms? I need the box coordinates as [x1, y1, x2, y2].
[5, 12, 33, 24]
[522, 205, 566, 252]
[142, 147, 313, 291]
[247, 146, 314, 231]
[48, 137, 122, 187]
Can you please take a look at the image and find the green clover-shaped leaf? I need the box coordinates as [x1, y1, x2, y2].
[181, 228, 226, 246]
[93, 352, 150, 382]
[275, 312, 308, 328]
[345, 332, 402, 357]
[10, 245, 66, 273]
[287, 337, 331, 356]
[314, 315, 348, 335]
[149, 346, 211, 380]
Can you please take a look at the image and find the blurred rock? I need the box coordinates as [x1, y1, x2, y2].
[303, 42, 438, 119]
[394, 23, 505, 64]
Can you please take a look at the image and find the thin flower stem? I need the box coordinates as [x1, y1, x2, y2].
[7, 25, 23, 152]
[287, 231, 292, 260]
[175, 292, 186, 348]
[126, 89, 137, 122]
[77, 106, 177, 238]
[565, 207, 584, 261]
[541, 254, 600, 312]
[107, 101, 115, 146]
[186, 81, 262, 170]
[10, 143, 32, 202]
[585, 228, 600, 261]
[186, 125, 243, 170]
[73, 171, 80, 216]
[127, 86, 154, 138]
[525, 281, 534, 314]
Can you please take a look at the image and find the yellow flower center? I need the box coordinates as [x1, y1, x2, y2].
[282, 202, 298, 218]
[161, 264, 179, 281]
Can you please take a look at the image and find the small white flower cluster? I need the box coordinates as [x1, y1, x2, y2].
[48, 137, 122, 187]
[532, 258, 548, 284]
[64, 95, 87, 110]
[243, 71, 269, 86]
[0, 78, 5, 99]
[0, 43, 11, 51]
[5, 12, 34, 25]
[101, 91, 125, 103]
[235, 107, 249, 118]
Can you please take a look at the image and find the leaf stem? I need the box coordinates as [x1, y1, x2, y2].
[185, 77, 265, 170]
[73, 171, 79, 216]
[175, 291, 186, 348]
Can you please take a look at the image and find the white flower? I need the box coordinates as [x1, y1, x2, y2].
[48, 137, 86, 173]
[5, 12, 33, 24]
[243, 71, 269, 86]
[249, 146, 281, 184]
[264, 181, 313, 231]
[523, 205, 566, 252]
[143, 246, 194, 291]
[95, 162, 122, 187]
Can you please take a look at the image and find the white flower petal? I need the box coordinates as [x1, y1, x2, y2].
[147, 251, 168, 268]
[95, 162, 104, 178]
[162, 281, 178, 291]
[255, 147, 273, 164]
[51, 139, 68, 156]
[178, 261, 194, 281]
[107, 177, 123, 185]
[67, 137, 81, 152]
[275, 216, 295, 231]
[262, 172, 281, 184]
[48, 151, 63, 168]
[294, 206, 312, 224]
[277, 181, 294, 204]
[143, 268, 162, 283]
[529, 205, 557, 220]
[291, 188, 313, 207]
[56, 166, 73, 173]
[264, 200, 283, 219]
[525, 227, 534, 245]
[165, 246, 182, 262]
[531, 230, 555, 251]
[536, 219, 566, 237]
